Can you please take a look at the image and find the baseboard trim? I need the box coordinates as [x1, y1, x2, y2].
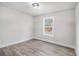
[34, 37, 75, 49]
[0, 37, 75, 49]
[0, 38, 33, 48]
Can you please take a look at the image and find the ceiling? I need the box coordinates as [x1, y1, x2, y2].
[0, 2, 76, 16]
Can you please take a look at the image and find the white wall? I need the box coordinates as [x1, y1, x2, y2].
[0, 5, 33, 48]
[0, 4, 75, 49]
[75, 3, 79, 56]
[34, 9, 75, 48]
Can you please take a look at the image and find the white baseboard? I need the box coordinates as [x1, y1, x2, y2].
[0, 37, 33, 48]
[34, 37, 75, 49]
[0, 37, 75, 49]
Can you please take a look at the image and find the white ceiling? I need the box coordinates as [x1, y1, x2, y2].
[0, 2, 76, 16]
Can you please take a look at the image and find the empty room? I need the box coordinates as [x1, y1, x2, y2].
[0, 2, 78, 56]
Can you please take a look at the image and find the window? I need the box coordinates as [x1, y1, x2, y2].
[43, 16, 54, 36]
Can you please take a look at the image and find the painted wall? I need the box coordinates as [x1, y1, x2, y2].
[75, 2, 79, 56]
[0, 5, 33, 48]
[0, 4, 75, 49]
[34, 9, 75, 48]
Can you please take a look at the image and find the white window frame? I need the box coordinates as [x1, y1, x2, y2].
[43, 16, 54, 36]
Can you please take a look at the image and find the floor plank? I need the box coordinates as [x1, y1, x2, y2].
[0, 39, 75, 56]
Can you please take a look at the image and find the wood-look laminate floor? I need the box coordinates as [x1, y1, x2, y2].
[0, 39, 75, 56]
